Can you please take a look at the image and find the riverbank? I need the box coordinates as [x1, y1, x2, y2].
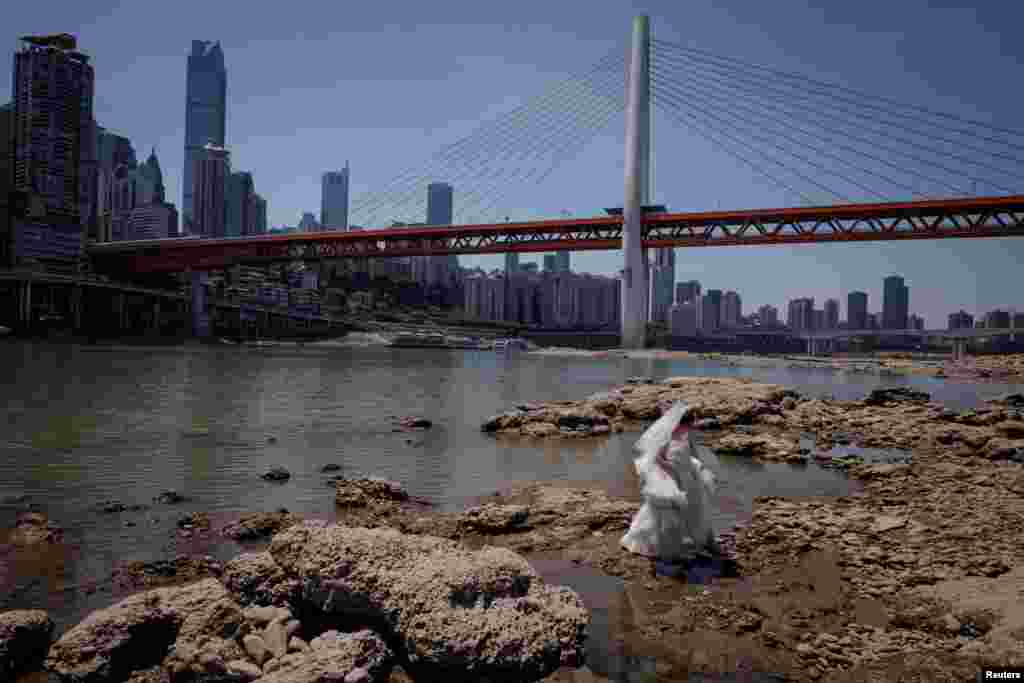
[5, 377, 1023, 681]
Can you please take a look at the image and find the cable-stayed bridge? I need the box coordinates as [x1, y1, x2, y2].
[87, 16, 1024, 348]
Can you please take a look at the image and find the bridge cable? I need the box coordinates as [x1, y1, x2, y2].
[650, 42, 1024, 169]
[650, 65, 977, 198]
[652, 79, 900, 202]
[354, 59, 623, 226]
[459, 78, 625, 223]
[360, 63, 625, 226]
[651, 38, 1024, 152]
[450, 70, 625, 221]
[360, 63, 622, 226]
[649, 91, 844, 204]
[349, 48, 624, 217]
[650, 52, 1024, 190]
[349, 50, 624, 223]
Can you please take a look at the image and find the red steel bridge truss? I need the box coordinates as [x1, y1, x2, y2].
[89, 195, 1024, 273]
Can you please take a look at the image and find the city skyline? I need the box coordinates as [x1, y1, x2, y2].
[4, 1, 1023, 326]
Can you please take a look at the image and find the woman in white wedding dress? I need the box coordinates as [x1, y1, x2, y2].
[620, 402, 721, 563]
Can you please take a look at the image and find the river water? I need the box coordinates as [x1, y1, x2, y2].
[1, 340, 1021, 678]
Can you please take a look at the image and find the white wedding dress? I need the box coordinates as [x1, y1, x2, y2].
[620, 403, 720, 562]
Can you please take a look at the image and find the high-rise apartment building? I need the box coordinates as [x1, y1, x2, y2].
[649, 248, 675, 323]
[250, 194, 267, 235]
[675, 280, 701, 305]
[321, 164, 349, 230]
[757, 304, 779, 327]
[225, 171, 254, 237]
[908, 314, 925, 331]
[298, 212, 319, 232]
[423, 182, 457, 287]
[669, 300, 699, 337]
[193, 143, 229, 238]
[721, 291, 742, 328]
[183, 40, 226, 234]
[1, 103, 14, 266]
[96, 138, 174, 242]
[699, 290, 723, 333]
[505, 252, 519, 274]
[985, 310, 1011, 329]
[882, 275, 909, 329]
[11, 34, 95, 264]
[787, 297, 815, 331]
[948, 310, 974, 330]
[824, 298, 840, 330]
[847, 291, 868, 330]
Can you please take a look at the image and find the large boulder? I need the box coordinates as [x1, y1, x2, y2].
[46, 578, 240, 682]
[268, 522, 588, 682]
[220, 551, 301, 607]
[221, 511, 302, 541]
[258, 629, 394, 683]
[458, 504, 530, 534]
[334, 477, 410, 508]
[0, 609, 54, 679]
[8, 511, 63, 545]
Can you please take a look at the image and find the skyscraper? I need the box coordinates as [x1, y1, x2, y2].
[1, 103, 14, 265]
[250, 194, 267, 234]
[848, 291, 868, 330]
[824, 298, 840, 330]
[554, 251, 571, 273]
[543, 254, 556, 272]
[649, 248, 675, 323]
[505, 252, 519, 274]
[722, 291, 742, 328]
[948, 310, 973, 330]
[321, 164, 349, 230]
[11, 34, 94, 264]
[183, 40, 226, 234]
[298, 212, 319, 232]
[193, 143, 229, 238]
[882, 275, 909, 329]
[675, 280, 701, 305]
[225, 171, 254, 237]
[426, 182, 456, 286]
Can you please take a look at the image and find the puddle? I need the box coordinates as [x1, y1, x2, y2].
[798, 433, 912, 470]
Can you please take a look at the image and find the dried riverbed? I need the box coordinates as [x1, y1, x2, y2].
[4, 375, 1024, 681]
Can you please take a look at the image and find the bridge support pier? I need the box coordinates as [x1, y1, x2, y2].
[620, 14, 651, 349]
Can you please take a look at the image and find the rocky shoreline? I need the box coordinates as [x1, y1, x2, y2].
[3, 378, 1024, 681]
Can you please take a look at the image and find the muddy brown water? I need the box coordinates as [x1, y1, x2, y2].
[1, 341, 1020, 680]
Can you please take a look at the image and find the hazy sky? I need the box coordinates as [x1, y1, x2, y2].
[4, 0, 1022, 327]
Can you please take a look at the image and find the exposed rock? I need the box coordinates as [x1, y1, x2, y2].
[261, 466, 292, 482]
[990, 392, 1024, 408]
[46, 578, 238, 682]
[242, 633, 269, 665]
[226, 658, 263, 680]
[288, 636, 310, 653]
[863, 387, 931, 405]
[714, 433, 799, 460]
[398, 417, 433, 429]
[983, 438, 1024, 462]
[268, 523, 588, 681]
[321, 463, 342, 473]
[263, 619, 288, 659]
[97, 500, 149, 514]
[257, 630, 394, 683]
[219, 551, 301, 607]
[458, 504, 530, 534]
[334, 477, 410, 507]
[222, 511, 302, 541]
[176, 512, 210, 531]
[555, 409, 609, 431]
[0, 609, 54, 679]
[994, 420, 1024, 439]
[481, 411, 525, 433]
[112, 555, 223, 591]
[626, 376, 655, 384]
[153, 490, 187, 505]
[693, 418, 721, 430]
[8, 511, 63, 545]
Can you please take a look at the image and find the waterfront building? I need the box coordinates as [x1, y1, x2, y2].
[909, 314, 925, 331]
[225, 171, 254, 237]
[250, 193, 267, 235]
[812, 309, 826, 331]
[721, 291, 742, 329]
[824, 298, 840, 330]
[669, 299, 699, 337]
[0, 103, 12, 265]
[298, 212, 319, 232]
[504, 252, 519, 275]
[129, 202, 178, 240]
[757, 304, 779, 327]
[948, 310, 974, 330]
[787, 297, 814, 332]
[882, 275, 909, 330]
[649, 248, 675, 323]
[675, 280, 701, 305]
[193, 143, 230, 238]
[463, 270, 619, 328]
[985, 309, 1011, 329]
[321, 164, 349, 230]
[11, 34, 95, 264]
[183, 40, 226, 234]
[847, 291, 868, 330]
[700, 290, 722, 334]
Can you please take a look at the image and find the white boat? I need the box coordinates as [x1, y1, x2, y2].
[494, 337, 528, 352]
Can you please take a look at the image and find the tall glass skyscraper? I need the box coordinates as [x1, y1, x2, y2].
[321, 163, 349, 230]
[882, 275, 909, 330]
[183, 40, 226, 234]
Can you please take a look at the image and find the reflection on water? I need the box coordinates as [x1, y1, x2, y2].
[0, 341, 1020, 637]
